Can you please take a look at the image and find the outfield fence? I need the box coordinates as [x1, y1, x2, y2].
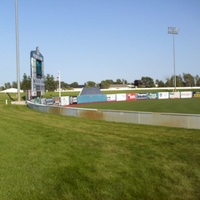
[27, 101, 200, 130]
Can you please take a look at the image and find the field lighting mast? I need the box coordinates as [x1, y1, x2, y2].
[168, 27, 179, 92]
[15, 0, 21, 101]
[58, 71, 61, 100]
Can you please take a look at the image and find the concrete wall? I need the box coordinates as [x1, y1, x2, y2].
[27, 101, 200, 130]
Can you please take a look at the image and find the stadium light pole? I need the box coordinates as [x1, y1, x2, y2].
[15, 0, 21, 101]
[58, 71, 61, 100]
[168, 27, 179, 92]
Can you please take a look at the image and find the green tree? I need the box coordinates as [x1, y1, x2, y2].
[100, 80, 110, 89]
[182, 73, 195, 87]
[165, 75, 183, 87]
[165, 78, 172, 87]
[155, 79, 165, 87]
[61, 81, 70, 90]
[12, 81, 17, 88]
[4, 82, 11, 89]
[21, 73, 31, 91]
[85, 81, 96, 88]
[105, 79, 114, 84]
[115, 79, 128, 84]
[45, 74, 56, 91]
[0, 85, 4, 91]
[70, 82, 79, 88]
[195, 75, 200, 86]
[141, 76, 154, 87]
[177, 75, 184, 87]
[115, 79, 122, 84]
[122, 79, 128, 84]
[133, 80, 142, 87]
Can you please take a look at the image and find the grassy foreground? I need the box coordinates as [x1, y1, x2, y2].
[0, 96, 200, 199]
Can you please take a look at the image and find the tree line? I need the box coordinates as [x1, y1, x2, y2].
[1, 73, 200, 92]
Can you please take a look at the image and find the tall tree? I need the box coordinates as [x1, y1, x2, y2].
[115, 79, 123, 84]
[182, 73, 195, 87]
[4, 82, 11, 89]
[61, 81, 69, 90]
[45, 74, 56, 91]
[100, 80, 110, 89]
[85, 81, 96, 88]
[105, 79, 114, 84]
[21, 73, 31, 90]
[133, 80, 142, 87]
[70, 82, 79, 88]
[141, 76, 154, 87]
[165, 77, 171, 87]
[165, 75, 183, 87]
[115, 79, 128, 84]
[155, 79, 165, 87]
[122, 79, 128, 84]
[195, 75, 200, 86]
[176, 75, 184, 87]
[12, 81, 17, 88]
[0, 84, 5, 90]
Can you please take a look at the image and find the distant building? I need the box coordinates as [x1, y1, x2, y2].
[108, 84, 129, 89]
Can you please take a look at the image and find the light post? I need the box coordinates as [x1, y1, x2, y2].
[15, 0, 20, 101]
[58, 71, 61, 105]
[168, 26, 179, 91]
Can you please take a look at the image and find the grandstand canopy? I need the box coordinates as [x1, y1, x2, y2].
[79, 87, 102, 96]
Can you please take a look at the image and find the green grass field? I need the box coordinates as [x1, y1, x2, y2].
[0, 93, 200, 200]
[39, 90, 200, 114]
[77, 98, 200, 114]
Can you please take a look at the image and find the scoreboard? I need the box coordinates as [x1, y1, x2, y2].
[30, 47, 44, 97]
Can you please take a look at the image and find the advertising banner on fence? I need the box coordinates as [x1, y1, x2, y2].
[170, 92, 180, 99]
[70, 96, 77, 104]
[180, 91, 192, 98]
[54, 97, 60, 106]
[136, 93, 148, 100]
[45, 98, 54, 105]
[107, 94, 116, 101]
[127, 93, 136, 101]
[34, 97, 40, 104]
[116, 93, 126, 101]
[193, 92, 200, 98]
[40, 98, 46, 105]
[60, 96, 69, 106]
[158, 92, 169, 99]
[148, 93, 158, 99]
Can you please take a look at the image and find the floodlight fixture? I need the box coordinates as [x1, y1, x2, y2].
[168, 27, 179, 35]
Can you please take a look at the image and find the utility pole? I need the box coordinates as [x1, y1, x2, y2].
[15, 0, 21, 101]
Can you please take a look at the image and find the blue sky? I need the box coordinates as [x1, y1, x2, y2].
[0, 0, 200, 85]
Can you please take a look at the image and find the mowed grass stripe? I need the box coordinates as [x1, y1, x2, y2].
[0, 104, 200, 199]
